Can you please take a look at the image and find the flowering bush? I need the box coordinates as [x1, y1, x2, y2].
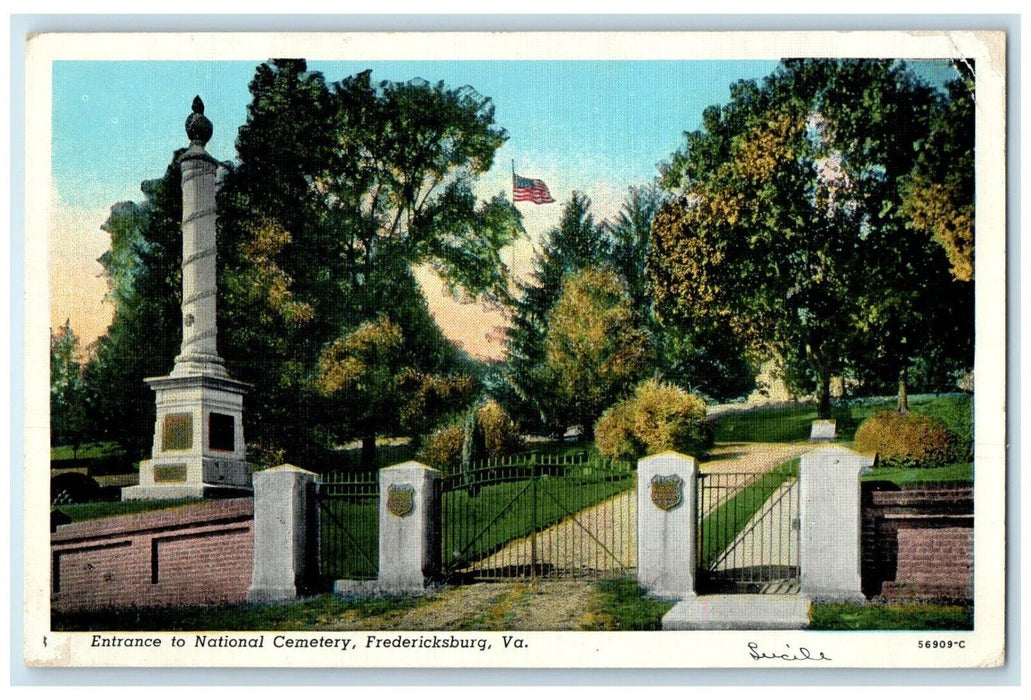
[854, 411, 957, 468]
[417, 423, 466, 475]
[595, 379, 713, 461]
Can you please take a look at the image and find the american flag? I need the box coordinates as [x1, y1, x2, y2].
[512, 174, 555, 205]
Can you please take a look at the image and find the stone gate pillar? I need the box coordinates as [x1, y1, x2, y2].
[799, 446, 875, 601]
[378, 461, 442, 594]
[637, 451, 697, 599]
[248, 464, 318, 603]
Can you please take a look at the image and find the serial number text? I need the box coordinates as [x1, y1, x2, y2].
[917, 640, 966, 649]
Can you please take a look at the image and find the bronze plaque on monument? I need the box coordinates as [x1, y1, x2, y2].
[154, 464, 188, 483]
[162, 413, 193, 451]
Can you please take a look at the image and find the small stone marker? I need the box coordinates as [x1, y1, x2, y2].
[809, 419, 837, 442]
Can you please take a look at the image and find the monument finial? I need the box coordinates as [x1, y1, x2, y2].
[185, 95, 213, 147]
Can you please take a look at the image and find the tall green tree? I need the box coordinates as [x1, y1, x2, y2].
[902, 63, 975, 284]
[50, 320, 89, 458]
[543, 266, 654, 437]
[314, 317, 406, 467]
[504, 192, 610, 433]
[606, 183, 753, 401]
[84, 158, 185, 459]
[651, 59, 950, 417]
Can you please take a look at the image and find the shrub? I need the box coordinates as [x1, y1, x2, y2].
[595, 402, 642, 462]
[417, 423, 466, 474]
[595, 379, 713, 461]
[419, 401, 522, 474]
[476, 400, 523, 458]
[854, 411, 957, 468]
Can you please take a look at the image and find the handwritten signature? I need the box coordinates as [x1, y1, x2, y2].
[747, 642, 831, 662]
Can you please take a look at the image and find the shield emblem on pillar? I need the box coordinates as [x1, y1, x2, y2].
[650, 474, 683, 511]
[387, 483, 416, 518]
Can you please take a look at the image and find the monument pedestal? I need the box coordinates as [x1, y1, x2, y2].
[122, 374, 251, 501]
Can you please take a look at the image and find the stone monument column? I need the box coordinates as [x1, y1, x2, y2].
[174, 96, 226, 378]
[123, 97, 251, 501]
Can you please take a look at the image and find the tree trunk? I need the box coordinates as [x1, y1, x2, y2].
[897, 367, 910, 414]
[361, 435, 377, 470]
[817, 372, 832, 419]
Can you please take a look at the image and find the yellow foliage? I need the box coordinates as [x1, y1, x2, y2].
[315, 318, 404, 397]
[417, 423, 466, 474]
[595, 379, 712, 461]
[242, 218, 315, 324]
[904, 177, 974, 282]
[854, 411, 956, 468]
[476, 400, 523, 457]
[733, 113, 800, 183]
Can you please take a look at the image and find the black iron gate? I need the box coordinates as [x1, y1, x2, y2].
[696, 465, 800, 594]
[441, 454, 635, 581]
[316, 471, 379, 585]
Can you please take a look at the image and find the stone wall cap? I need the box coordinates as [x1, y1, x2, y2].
[803, 444, 877, 466]
[381, 460, 439, 473]
[638, 450, 696, 465]
[261, 464, 317, 476]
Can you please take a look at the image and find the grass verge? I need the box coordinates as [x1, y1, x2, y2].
[712, 394, 971, 444]
[809, 602, 973, 630]
[588, 577, 675, 630]
[52, 594, 427, 632]
[54, 499, 205, 523]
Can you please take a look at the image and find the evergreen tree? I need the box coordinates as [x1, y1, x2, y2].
[50, 320, 88, 458]
[504, 192, 610, 433]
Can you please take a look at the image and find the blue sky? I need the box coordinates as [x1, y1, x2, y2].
[52, 59, 793, 209]
[49, 58, 961, 356]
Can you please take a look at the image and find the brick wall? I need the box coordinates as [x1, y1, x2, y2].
[862, 484, 973, 602]
[51, 498, 253, 612]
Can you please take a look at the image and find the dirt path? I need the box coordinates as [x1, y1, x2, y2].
[316, 443, 811, 631]
[319, 581, 609, 631]
[700, 442, 810, 475]
[468, 442, 810, 575]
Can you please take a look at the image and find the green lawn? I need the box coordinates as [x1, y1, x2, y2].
[809, 602, 973, 630]
[50, 442, 125, 462]
[441, 463, 635, 570]
[54, 498, 204, 523]
[861, 462, 973, 486]
[711, 394, 972, 444]
[318, 496, 379, 582]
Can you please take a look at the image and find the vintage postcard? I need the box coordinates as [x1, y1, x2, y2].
[22, 29, 1006, 670]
